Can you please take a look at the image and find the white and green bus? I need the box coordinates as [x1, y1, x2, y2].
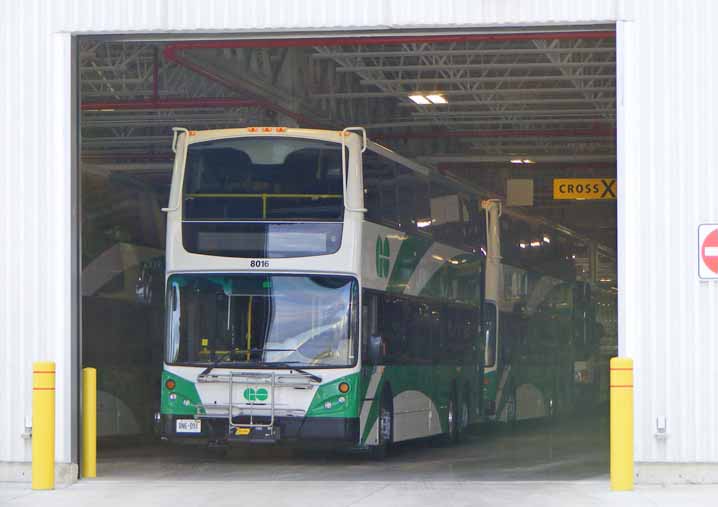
[480, 201, 615, 424]
[158, 127, 487, 453]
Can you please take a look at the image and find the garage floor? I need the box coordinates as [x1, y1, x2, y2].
[97, 419, 608, 482]
[6, 420, 716, 506]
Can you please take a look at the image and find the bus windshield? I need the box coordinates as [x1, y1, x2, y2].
[182, 137, 345, 221]
[166, 274, 358, 368]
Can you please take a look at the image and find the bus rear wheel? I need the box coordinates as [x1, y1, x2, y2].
[446, 391, 465, 444]
[371, 388, 393, 459]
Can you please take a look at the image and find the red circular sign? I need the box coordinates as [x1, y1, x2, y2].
[702, 229, 718, 273]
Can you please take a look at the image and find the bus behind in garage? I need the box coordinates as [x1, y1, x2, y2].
[157, 127, 487, 454]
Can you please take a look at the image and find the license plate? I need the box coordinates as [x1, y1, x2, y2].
[176, 419, 201, 433]
[234, 427, 251, 436]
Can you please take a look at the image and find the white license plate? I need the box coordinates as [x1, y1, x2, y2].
[176, 419, 201, 433]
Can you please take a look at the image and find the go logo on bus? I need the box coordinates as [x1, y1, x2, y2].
[376, 236, 390, 278]
[243, 387, 269, 402]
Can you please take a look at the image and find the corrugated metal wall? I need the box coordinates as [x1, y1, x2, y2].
[1, 0, 717, 470]
[619, 2, 718, 464]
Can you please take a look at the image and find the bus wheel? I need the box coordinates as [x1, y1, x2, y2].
[459, 394, 470, 434]
[371, 388, 393, 459]
[446, 391, 462, 444]
[504, 383, 517, 427]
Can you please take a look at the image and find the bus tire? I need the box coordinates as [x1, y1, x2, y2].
[371, 386, 393, 459]
[504, 381, 517, 427]
[460, 388, 470, 434]
[446, 389, 461, 444]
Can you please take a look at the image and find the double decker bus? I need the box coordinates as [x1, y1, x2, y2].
[481, 201, 616, 423]
[158, 127, 487, 454]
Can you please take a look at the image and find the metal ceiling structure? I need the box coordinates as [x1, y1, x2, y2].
[79, 32, 616, 246]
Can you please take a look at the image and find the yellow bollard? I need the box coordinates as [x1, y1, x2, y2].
[81, 367, 97, 478]
[32, 361, 55, 490]
[610, 357, 634, 491]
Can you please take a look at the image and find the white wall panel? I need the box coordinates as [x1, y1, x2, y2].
[619, 1, 718, 465]
[1, 0, 717, 475]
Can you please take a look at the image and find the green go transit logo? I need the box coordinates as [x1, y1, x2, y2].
[376, 236, 390, 278]
[243, 387, 268, 402]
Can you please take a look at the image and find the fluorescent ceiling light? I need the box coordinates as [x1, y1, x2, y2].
[519, 242, 527, 249]
[543, 236, 551, 244]
[522, 159, 535, 164]
[530, 241, 541, 247]
[416, 218, 434, 228]
[409, 94, 431, 105]
[510, 159, 524, 164]
[426, 94, 447, 104]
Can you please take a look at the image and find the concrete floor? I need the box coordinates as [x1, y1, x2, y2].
[6, 420, 715, 506]
[94, 420, 610, 482]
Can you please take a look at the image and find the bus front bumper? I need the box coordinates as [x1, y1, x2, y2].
[158, 414, 359, 445]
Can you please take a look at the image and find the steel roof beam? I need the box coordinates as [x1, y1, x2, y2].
[369, 118, 615, 128]
[420, 154, 616, 163]
[311, 47, 616, 59]
[336, 61, 615, 73]
[397, 97, 616, 107]
[360, 74, 616, 85]
[313, 87, 617, 99]
[410, 108, 615, 118]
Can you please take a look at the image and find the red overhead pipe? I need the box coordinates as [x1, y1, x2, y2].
[162, 31, 615, 129]
[163, 31, 615, 55]
[81, 98, 264, 111]
[376, 128, 617, 140]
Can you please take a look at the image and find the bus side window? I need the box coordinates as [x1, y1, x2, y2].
[380, 295, 406, 364]
[363, 151, 399, 227]
[483, 301, 497, 368]
[362, 291, 379, 364]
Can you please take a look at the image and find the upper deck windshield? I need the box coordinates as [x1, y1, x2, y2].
[166, 274, 358, 368]
[183, 137, 345, 221]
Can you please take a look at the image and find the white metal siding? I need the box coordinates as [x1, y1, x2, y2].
[619, 1, 718, 463]
[1, 0, 717, 469]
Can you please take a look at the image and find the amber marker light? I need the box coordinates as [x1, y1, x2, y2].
[338, 382, 350, 394]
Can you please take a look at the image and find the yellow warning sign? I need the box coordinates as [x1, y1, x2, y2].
[553, 178, 616, 200]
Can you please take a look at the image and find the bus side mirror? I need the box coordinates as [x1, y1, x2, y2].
[368, 335, 384, 364]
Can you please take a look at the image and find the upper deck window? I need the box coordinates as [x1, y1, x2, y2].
[183, 137, 345, 221]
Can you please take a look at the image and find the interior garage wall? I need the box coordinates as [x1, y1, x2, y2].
[0, 0, 716, 481]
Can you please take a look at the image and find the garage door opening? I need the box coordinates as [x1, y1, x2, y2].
[78, 29, 617, 481]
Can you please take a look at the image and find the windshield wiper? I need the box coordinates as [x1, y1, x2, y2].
[197, 348, 298, 378]
[261, 361, 323, 383]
